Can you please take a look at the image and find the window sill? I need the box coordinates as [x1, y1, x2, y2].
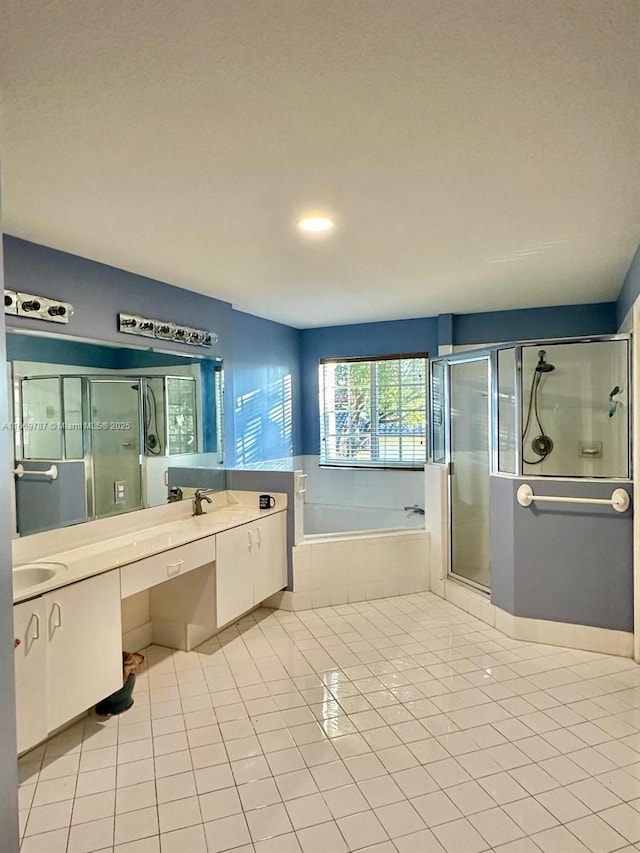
[318, 463, 425, 472]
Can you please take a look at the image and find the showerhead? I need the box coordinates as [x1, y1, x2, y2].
[535, 350, 555, 373]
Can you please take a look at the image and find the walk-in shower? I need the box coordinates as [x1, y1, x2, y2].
[430, 335, 631, 593]
[14, 373, 199, 527]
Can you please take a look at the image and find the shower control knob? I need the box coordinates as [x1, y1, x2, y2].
[21, 300, 41, 312]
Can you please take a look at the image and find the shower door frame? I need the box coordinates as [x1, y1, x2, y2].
[431, 349, 495, 593]
[86, 377, 145, 521]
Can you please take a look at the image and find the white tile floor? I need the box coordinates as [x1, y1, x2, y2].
[16, 592, 640, 853]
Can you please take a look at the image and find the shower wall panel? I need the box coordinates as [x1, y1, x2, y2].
[521, 341, 628, 478]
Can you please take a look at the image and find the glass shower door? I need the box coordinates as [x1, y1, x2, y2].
[20, 376, 64, 460]
[89, 380, 143, 519]
[449, 358, 491, 590]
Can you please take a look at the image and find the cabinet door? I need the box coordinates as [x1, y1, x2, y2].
[46, 571, 122, 732]
[216, 524, 254, 628]
[253, 512, 287, 604]
[14, 599, 48, 754]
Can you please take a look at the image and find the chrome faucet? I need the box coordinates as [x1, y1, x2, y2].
[193, 488, 215, 516]
[404, 504, 425, 515]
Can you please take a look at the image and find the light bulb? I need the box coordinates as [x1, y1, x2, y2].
[297, 216, 335, 233]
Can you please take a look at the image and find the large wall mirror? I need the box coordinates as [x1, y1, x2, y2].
[6, 330, 225, 537]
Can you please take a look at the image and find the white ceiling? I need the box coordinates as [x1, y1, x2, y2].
[1, 0, 639, 329]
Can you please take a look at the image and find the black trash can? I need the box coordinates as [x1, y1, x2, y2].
[95, 651, 144, 716]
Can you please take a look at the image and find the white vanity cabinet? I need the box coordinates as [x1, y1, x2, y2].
[216, 512, 286, 628]
[13, 599, 48, 754]
[45, 571, 122, 731]
[252, 513, 288, 604]
[14, 570, 122, 754]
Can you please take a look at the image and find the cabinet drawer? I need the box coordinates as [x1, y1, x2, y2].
[120, 535, 216, 598]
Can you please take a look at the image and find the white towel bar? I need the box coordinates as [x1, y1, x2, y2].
[14, 464, 58, 481]
[516, 483, 630, 513]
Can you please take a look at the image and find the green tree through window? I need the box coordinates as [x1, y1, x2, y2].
[319, 355, 427, 467]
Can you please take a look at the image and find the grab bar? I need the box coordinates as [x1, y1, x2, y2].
[517, 483, 630, 513]
[14, 464, 58, 481]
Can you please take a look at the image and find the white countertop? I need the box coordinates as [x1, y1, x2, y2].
[13, 491, 287, 604]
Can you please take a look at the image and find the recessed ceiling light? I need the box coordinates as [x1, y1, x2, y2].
[297, 216, 335, 233]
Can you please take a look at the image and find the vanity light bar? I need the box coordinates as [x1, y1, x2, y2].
[118, 313, 218, 348]
[4, 290, 74, 324]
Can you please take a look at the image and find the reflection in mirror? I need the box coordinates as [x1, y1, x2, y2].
[6, 331, 225, 537]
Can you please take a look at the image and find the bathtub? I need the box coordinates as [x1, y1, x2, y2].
[303, 502, 424, 536]
[270, 500, 429, 611]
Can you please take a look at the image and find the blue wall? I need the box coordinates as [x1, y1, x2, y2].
[491, 476, 633, 632]
[453, 302, 617, 346]
[228, 310, 302, 465]
[3, 237, 302, 467]
[300, 318, 438, 456]
[617, 244, 640, 329]
[6, 333, 203, 369]
[3, 236, 233, 355]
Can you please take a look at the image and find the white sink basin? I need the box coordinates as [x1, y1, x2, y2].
[13, 563, 65, 592]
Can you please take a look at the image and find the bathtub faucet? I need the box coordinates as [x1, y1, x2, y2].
[404, 504, 425, 515]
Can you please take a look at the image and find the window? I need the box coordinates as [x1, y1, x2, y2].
[166, 376, 198, 455]
[319, 354, 428, 467]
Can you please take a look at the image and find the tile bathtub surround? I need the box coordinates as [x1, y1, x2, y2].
[283, 532, 430, 611]
[16, 592, 640, 853]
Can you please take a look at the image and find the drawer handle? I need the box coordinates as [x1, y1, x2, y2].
[51, 602, 62, 629]
[166, 559, 184, 577]
[247, 530, 253, 553]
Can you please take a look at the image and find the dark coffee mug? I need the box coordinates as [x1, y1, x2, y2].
[259, 494, 276, 509]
